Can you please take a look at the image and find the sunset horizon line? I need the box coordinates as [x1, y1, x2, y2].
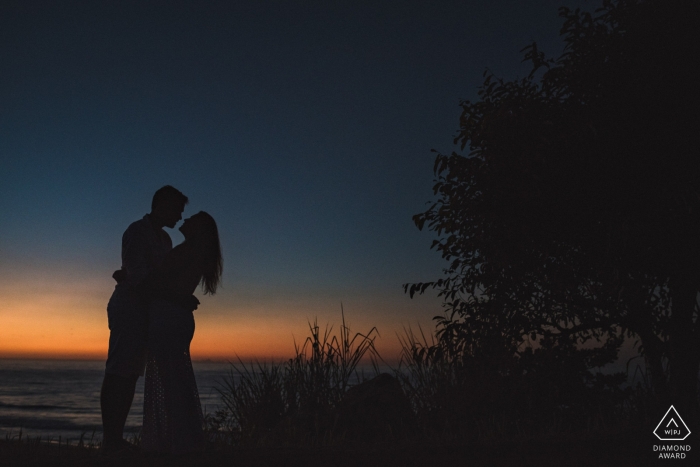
[0, 353, 397, 365]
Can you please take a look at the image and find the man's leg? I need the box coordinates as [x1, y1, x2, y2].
[101, 372, 138, 449]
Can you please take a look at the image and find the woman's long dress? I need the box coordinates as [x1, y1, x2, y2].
[141, 298, 205, 453]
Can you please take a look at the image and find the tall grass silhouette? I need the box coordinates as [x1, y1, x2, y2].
[215, 308, 380, 445]
[209, 311, 652, 447]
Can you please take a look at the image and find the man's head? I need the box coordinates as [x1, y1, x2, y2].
[150, 185, 188, 228]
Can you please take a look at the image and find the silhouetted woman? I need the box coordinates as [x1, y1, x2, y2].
[140, 211, 222, 454]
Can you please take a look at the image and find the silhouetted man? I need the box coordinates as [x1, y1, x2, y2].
[100, 185, 188, 454]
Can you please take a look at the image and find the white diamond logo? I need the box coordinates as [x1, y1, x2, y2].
[654, 405, 691, 441]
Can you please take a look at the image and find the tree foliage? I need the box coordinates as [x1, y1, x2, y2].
[407, 0, 699, 415]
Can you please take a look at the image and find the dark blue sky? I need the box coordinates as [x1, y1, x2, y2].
[0, 0, 590, 359]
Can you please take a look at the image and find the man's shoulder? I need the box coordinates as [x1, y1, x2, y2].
[122, 215, 171, 247]
[123, 216, 151, 238]
[124, 216, 151, 233]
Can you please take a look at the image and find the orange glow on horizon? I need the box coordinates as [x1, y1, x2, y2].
[0, 276, 412, 363]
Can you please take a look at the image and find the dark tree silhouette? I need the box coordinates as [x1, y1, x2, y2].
[407, 0, 699, 421]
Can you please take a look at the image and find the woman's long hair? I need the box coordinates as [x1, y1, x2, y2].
[189, 211, 223, 295]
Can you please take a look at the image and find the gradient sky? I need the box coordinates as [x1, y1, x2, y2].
[0, 0, 589, 361]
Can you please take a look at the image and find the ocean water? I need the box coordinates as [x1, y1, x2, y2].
[0, 359, 233, 443]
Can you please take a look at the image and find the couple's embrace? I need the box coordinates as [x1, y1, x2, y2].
[100, 186, 222, 455]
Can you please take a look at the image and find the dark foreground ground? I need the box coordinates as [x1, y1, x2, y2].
[1, 429, 679, 467]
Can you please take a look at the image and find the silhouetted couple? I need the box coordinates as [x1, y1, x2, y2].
[100, 186, 223, 455]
